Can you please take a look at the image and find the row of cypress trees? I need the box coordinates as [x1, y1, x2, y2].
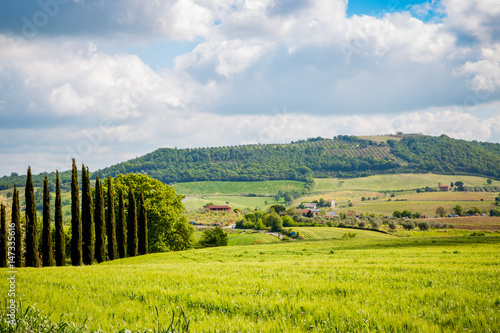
[70, 159, 148, 266]
[0, 159, 148, 267]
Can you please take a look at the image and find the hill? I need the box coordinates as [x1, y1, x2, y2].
[2, 134, 500, 189]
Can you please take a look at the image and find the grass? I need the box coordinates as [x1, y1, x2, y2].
[227, 232, 280, 246]
[183, 195, 276, 211]
[313, 174, 500, 192]
[173, 180, 305, 196]
[294, 227, 395, 240]
[2, 236, 499, 332]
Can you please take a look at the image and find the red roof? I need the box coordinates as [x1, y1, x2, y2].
[206, 205, 231, 209]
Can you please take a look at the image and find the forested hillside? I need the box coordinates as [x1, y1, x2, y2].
[2, 134, 500, 189]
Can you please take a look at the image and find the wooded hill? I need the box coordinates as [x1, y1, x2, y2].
[2, 134, 500, 189]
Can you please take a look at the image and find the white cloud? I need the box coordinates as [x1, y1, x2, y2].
[457, 44, 500, 91]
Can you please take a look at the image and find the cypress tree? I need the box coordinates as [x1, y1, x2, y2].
[81, 165, 94, 265]
[117, 189, 127, 258]
[138, 190, 148, 255]
[94, 176, 106, 263]
[25, 166, 39, 267]
[42, 176, 54, 266]
[0, 203, 6, 267]
[12, 185, 22, 267]
[55, 171, 66, 266]
[127, 184, 138, 257]
[71, 159, 82, 266]
[106, 177, 118, 260]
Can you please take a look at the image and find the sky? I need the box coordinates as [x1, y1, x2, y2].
[0, 0, 500, 176]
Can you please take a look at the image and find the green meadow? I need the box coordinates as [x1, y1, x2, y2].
[2, 235, 500, 332]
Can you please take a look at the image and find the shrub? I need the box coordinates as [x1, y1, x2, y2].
[417, 221, 429, 231]
[342, 232, 357, 238]
[199, 227, 228, 247]
[388, 221, 398, 230]
[402, 220, 415, 230]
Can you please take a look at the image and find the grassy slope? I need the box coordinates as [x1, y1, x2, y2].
[294, 227, 395, 240]
[2, 236, 499, 332]
[173, 180, 305, 196]
[314, 173, 500, 192]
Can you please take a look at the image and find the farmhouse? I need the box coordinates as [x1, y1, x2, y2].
[438, 183, 449, 191]
[301, 209, 320, 217]
[303, 203, 317, 209]
[205, 205, 231, 212]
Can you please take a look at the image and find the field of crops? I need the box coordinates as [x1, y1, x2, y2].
[2, 236, 499, 332]
[293, 227, 394, 240]
[429, 216, 500, 231]
[314, 174, 500, 192]
[183, 195, 276, 211]
[173, 180, 305, 196]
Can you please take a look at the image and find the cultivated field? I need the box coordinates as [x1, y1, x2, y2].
[2, 236, 499, 332]
[173, 180, 305, 196]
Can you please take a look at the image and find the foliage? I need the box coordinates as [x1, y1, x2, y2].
[342, 232, 357, 238]
[402, 220, 415, 230]
[435, 206, 447, 217]
[54, 171, 65, 266]
[0, 203, 6, 267]
[198, 227, 228, 247]
[12, 185, 22, 267]
[81, 166, 94, 265]
[110, 173, 193, 253]
[106, 176, 118, 260]
[127, 183, 138, 257]
[265, 211, 283, 232]
[25, 166, 39, 267]
[71, 159, 82, 266]
[94, 176, 106, 263]
[452, 205, 463, 216]
[138, 190, 148, 255]
[42, 176, 54, 266]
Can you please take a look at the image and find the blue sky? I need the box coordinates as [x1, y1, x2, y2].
[0, 0, 500, 176]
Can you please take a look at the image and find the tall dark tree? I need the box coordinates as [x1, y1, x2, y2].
[25, 166, 39, 267]
[94, 176, 106, 263]
[71, 159, 82, 266]
[106, 177, 118, 260]
[54, 171, 66, 266]
[81, 165, 94, 265]
[138, 190, 148, 255]
[42, 176, 54, 267]
[127, 184, 138, 257]
[117, 189, 127, 258]
[0, 203, 7, 267]
[12, 185, 22, 267]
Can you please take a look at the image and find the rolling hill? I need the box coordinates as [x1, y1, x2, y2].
[2, 134, 500, 190]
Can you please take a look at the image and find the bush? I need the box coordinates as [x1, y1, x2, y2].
[402, 220, 415, 230]
[199, 227, 228, 247]
[388, 221, 398, 230]
[417, 221, 429, 231]
[342, 232, 357, 238]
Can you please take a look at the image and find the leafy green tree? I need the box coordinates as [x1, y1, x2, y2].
[0, 203, 6, 267]
[25, 166, 39, 267]
[435, 206, 447, 217]
[55, 171, 65, 266]
[392, 210, 402, 218]
[42, 176, 54, 266]
[417, 221, 429, 230]
[94, 176, 106, 263]
[127, 183, 138, 257]
[452, 205, 463, 216]
[266, 211, 283, 232]
[254, 219, 265, 230]
[12, 185, 22, 267]
[71, 159, 82, 266]
[117, 189, 127, 258]
[269, 204, 286, 215]
[487, 178, 493, 185]
[82, 166, 94, 265]
[454, 181, 465, 191]
[199, 227, 228, 247]
[106, 177, 118, 260]
[138, 190, 148, 255]
[112, 174, 193, 252]
[401, 210, 411, 218]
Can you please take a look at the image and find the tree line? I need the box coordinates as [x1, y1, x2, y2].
[0, 159, 193, 268]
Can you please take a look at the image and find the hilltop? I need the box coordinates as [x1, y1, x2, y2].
[2, 134, 500, 189]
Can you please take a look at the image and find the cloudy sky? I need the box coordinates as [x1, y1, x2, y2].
[1, 0, 500, 176]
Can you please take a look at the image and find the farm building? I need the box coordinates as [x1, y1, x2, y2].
[438, 183, 449, 191]
[301, 209, 320, 217]
[205, 205, 231, 212]
[303, 203, 317, 209]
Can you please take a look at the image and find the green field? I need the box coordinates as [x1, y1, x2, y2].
[294, 227, 395, 240]
[314, 174, 500, 192]
[173, 180, 305, 196]
[2, 236, 499, 332]
[183, 195, 276, 211]
[227, 232, 280, 245]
